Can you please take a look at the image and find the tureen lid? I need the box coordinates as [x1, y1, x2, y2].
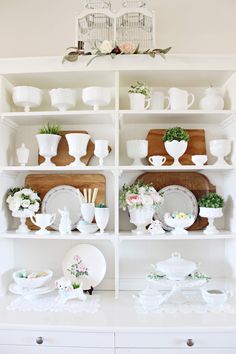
[157, 252, 196, 269]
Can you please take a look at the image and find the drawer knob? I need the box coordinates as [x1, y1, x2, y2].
[186, 338, 194, 347]
[36, 336, 44, 345]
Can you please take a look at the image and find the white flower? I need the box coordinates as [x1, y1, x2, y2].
[6, 195, 13, 204]
[138, 187, 146, 194]
[99, 40, 113, 54]
[21, 199, 30, 208]
[141, 194, 153, 206]
[8, 197, 22, 212]
[29, 202, 40, 212]
[21, 188, 32, 196]
[31, 192, 39, 201]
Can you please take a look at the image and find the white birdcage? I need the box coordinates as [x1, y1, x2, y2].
[76, 0, 155, 51]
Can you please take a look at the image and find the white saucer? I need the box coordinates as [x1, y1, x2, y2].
[9, 282, 55, 297]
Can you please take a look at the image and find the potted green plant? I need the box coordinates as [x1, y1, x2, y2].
[163, 127, 189, 166]
[36, 123, 61, 167]
[198, 192, 224, 234]
[128, 81, 151, 110]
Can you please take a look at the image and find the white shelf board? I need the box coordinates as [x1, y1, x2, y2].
[0, 165, 117, 174]
[120, 110, 236, 125]
[120, 165, 235, 172]
[1, 110, 115, 126]
[0, 231, 115, 240]
[119, 230, 236, 241]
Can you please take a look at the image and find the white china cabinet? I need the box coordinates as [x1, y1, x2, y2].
[0, 54, 236, 353]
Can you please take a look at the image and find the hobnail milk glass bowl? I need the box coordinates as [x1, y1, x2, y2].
[126, 140, 148, 165]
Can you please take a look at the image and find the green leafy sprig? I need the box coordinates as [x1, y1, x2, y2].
[163, 127, 189, 142]
[198, 193, 224, 208]
[39, 123, 61, 135]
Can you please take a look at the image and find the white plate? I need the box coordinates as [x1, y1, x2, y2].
[9, 282, 55, 297]
[62, 244, 106, 289]
[155, 185, 198, 231]
[42, 185, 84, 230]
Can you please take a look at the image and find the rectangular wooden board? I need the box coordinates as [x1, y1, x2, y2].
[25, 174, 106, 230]
[136, 172, 216, 231]
[146, 129, 207, 165]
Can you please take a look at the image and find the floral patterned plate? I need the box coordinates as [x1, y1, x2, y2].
[62, 244, 106, 290]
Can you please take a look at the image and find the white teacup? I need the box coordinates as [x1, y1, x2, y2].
[30, 213, 56, 235]
[201, 289, 228, 308]
[191, 154, 207, 166]
[149, 155, 166, 166]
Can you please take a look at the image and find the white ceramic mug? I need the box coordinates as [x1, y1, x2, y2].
[129, 93, 150, 110]
[81, 203, 95, 223]
[151, 91, 170, 110]
[169, 87, 195, 110]
[149, 155, 166, 166]
[30, 213, 56, 235]
[191, 154, 208, 166]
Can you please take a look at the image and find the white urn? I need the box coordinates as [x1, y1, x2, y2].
[36, 134, 61, 167]
[199, 207, 223, 234]
[164, 140, 188, 166]
[65, 133, 90, 167]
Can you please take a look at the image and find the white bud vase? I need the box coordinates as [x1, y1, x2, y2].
[95, 207, 109, 234]
[16, 144, 30, 166]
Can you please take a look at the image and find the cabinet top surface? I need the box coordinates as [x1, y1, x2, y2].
[1, 54, 236, 74]
[1, 291, 236, 332]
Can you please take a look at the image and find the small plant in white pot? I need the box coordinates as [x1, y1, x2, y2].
[128, 81, 151, 110]
[36, 123, 61, 167]
[199, 192, 224, 234]
[95, 204, 109, 234]
[163, 127, 189, 166]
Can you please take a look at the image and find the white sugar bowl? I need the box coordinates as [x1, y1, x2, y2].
[201, 288, 228, 308]
[154, 252, 197, 281]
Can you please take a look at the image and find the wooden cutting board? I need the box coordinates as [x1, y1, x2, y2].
[146, 129, 207, 165]
[25, 174, 106, 230]
[136, 172, 216, 231]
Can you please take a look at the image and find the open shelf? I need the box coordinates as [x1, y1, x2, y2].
[0, 231, 115, 240]
[119, 110, 236, 125]
[1, 110, 115, 126]
[119, 230, 236, 241]
[119, 165, 235, 173]
[0, 165, 117, 174]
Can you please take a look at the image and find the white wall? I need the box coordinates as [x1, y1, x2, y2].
[0, 0, 235, 57]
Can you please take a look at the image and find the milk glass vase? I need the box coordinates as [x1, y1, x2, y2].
[95, 205, 109, 234]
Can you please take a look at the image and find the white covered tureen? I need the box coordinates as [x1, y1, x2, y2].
[154, 252, 197, 281]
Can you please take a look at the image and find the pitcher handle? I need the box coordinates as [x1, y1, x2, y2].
[164, 96, 170, 110]
[30, 214, 37, 226]
[149, 156, 154, 165]
[145, 98, 151, 110]
[187, 93, 195, 108]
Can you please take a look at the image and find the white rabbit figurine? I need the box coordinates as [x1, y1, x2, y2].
[58, 208, 72, 235]
[148, 220, 165, 235]
[55, 277, 87, 303]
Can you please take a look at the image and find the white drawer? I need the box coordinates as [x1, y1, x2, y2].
[116, 350, 236, 354]
[0, 330, 114, 348]
[115, 332, 236, 348]
[0, 346, 114, 354]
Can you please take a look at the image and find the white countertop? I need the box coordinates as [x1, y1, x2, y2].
[1, 291, 236, 332]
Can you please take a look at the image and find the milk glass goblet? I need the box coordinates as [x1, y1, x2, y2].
[94, 140, 109, 166]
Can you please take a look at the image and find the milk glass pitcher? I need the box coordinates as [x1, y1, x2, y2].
[169, 87, 195, 110]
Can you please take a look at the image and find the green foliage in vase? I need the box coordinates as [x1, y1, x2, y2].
[128, 81, 151, 98]
[198, 192, 224, 208]
[163, 127, 189, 142]
[96, 203, 107, 208]
[72, 283, 80, 289]
[39, 123, 61, 135]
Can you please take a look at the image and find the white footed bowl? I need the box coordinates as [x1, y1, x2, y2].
[126, 140, 148, 165]
[209, 139, 231, 166]
[49, 88, 77, 111]
[13, 86, 42, 112]
[82, 87, 111, 110]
